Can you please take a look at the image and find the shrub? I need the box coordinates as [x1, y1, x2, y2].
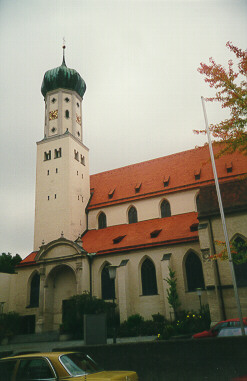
[152, 313, 165, 323]
[117, 314, 144, 337]
[118, 313, 167, 337]
[126, 314, 144, 328]
[0, 312, 21, 342]
[176, 305, 211, 334]
[61, 291, 115, 339]
[162, 325, 176, 340]
[158, 304, 211, 340]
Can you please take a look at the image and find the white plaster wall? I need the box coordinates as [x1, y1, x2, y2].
[45, 90, 82, 141]
[0, 273, 17, 313]
[9, 233, 239, 328]
[92, 241, 203, 322]
[88, 188, 199, 229]
[34, 134, 90, 250]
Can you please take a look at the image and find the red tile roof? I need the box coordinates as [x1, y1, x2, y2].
[81, 212, 199, 255]
[89, 145, 247, 210]
[17, 251, 38, 267]
[18, 213, 198, 265]
[198, 178, 247, 218]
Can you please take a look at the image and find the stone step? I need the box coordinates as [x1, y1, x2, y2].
[9, 331, 59, 344]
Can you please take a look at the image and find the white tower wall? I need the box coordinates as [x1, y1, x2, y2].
[34, 86, 89, 250]
[45, 89, 83, 141]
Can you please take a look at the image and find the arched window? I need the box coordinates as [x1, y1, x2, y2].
[101, 264, 115, 300]
[98, 212, 107, 229]
[233, 236, 247, 287]
[128, 206, 138, 224]
[30, 273, 40, 307]
[161, 200, 171, 218]
[141, 258, 158, 296]
[185, 251, 205, 292]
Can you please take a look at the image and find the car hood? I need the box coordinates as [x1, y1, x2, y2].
[64, 370, 138, 380]
[193, 330, 211, 338]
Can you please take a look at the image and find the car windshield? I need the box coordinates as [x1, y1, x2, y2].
[60, 353, 102, 376]
[211, 321, 228, 332]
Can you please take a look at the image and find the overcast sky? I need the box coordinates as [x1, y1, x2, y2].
[0, 0, 246, 258]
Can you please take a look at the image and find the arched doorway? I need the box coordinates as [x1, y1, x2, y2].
[45, 265, 77, 331]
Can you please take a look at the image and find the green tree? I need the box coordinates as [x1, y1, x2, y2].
[195, 42, 247, 156]
[165, 267, 181, 320]
[0, 253, 22, 274]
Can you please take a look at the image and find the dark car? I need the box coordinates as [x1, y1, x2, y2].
[193, 318, 247, 338]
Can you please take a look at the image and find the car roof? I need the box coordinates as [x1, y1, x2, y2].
[215, 318, 247, 324]
[0, 352, 77, 360]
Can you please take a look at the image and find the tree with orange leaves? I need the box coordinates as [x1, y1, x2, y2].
[210, 239, 247, 264]
[195, 42, 247, 156]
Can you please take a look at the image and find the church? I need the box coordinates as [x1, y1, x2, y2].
[1, 49, 247, 334]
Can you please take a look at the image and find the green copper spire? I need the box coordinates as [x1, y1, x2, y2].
[41, 44, 86, 99]
[62, 38, 66, 66]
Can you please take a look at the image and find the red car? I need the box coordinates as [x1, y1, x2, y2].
[193, 318, 247, 338]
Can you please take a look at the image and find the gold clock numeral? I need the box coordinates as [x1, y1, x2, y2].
[49, 110, 58, 120]
[76, 114, 81, 125]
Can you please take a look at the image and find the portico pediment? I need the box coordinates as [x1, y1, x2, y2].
[36, 237, 87, 262]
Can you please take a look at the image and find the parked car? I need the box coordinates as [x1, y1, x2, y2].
[0, 351, 138, 381]
[192, 318, 247, 339]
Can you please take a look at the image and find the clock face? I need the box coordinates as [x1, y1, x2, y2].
[76, 114, 81, 125]
[49, 110, 58, 120]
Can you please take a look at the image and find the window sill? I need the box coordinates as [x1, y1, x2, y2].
[185, 289, 206, 293]
[26, 305, 39, 309]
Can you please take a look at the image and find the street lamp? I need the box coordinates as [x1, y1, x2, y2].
[108, 265, 117, 281]
[108, 265, 118, 344]
[196, 288, 202, 310]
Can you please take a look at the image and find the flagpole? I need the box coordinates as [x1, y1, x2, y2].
[201, 96, 245, 336]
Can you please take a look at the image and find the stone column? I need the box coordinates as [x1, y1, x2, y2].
[76, 259, 83, 294]
[116, 260, 130, 323]
[36, 266, 46, 333]
[160, 253, 174, 321]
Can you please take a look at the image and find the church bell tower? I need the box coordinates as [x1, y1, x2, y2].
[33, 45, 90, 250]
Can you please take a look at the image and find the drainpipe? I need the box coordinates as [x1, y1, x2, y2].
[81, 191, 96, 297]
[208, 218, 226, 320]
[86, 253, 96, 298]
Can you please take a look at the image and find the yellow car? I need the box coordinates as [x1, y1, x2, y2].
[0, 351, 138, 380]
